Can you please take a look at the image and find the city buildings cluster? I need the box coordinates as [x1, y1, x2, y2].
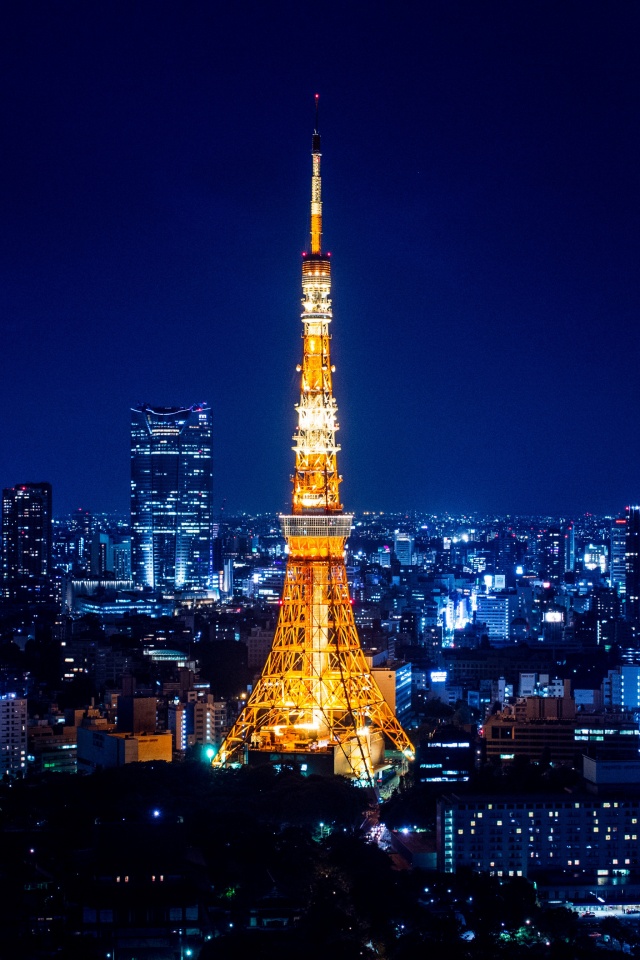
[4, 499, 640, 960]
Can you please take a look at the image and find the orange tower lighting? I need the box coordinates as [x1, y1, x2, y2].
[214, 100, 414, 782]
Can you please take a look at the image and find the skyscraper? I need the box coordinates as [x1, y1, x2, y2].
[611, 514, 628, 599]
[130, 404, 213, 592]
[538, 527, 564, 582]
[625, 506, 640, 629]
[1, 482, 53, 603]
[214, 103, 414, 781]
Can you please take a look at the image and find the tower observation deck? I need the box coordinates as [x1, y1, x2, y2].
[214, 100, 414, 782]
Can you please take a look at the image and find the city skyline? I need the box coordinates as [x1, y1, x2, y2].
[1, 3, 639, 517]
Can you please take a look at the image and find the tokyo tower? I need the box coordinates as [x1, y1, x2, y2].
[214, 100, 414, 781]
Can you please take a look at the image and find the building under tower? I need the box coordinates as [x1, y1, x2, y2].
[130, 404, 213, 592]
[214, 103, 414, 783]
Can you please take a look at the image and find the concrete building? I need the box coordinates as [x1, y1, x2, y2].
[371, 662, 413, 727]
[0, 693, 27, 777]
[77, 728, 172, 773]
[28, 722, 77, 774]
[116, 696, 157, 735]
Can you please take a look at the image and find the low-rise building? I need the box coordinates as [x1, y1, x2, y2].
[77, 728, 172, 773]
[28, 722, 77, 774]
[437, 789, 640, 906]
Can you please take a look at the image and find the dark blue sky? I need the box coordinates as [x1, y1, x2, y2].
[1, 1, 638, 517]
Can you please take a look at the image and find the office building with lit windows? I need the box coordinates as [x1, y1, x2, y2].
[438, 792, 640, 905]
[475, 591, 519, 645]
[131, 404, 213, 592]
[0, 693, 27, 777]
[2, 482, 53, 603]
[393, 531, 415, 566]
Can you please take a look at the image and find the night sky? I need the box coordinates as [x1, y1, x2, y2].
[1, 2, 638, 518]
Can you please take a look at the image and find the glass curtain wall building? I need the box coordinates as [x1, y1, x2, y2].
[131, 404, 213, 592]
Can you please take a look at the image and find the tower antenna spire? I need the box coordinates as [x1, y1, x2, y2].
[310, 95, 322, 255]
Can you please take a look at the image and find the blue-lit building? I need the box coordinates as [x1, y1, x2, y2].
[131, 404, 213, 592]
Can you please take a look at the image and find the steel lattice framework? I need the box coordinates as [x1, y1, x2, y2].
[214, 101, 414, 780]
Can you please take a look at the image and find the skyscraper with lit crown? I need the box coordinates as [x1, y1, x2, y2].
[130, 403, 213, 592]
[214, 102, 414, 782]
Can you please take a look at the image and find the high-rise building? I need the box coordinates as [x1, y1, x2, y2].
[475, 591, 519, 646]
[214, 104, 414, 781]
[72, 507, 92, 572]
[625, 505, 640, 628]
[112, 538, 132, 579]
[1, 482, 53, 603]
[537, 527, 564, 582]
[610, 515, 628, 598]
[0, 693, 27, 777]
[130, 404, 213, 592]
[394, 531, 415, 566]
[90, 532, 113, 576]
[564, 522, 575, 574]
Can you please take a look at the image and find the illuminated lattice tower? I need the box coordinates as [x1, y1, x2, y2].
[214, 102, 414, 781]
